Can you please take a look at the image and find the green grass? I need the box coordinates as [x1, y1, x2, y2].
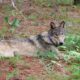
[33, 0, 53, 7]
[62, 34, 80, 79]
[0, 55, 22, 66]
[26, 75, 37, 80]
[64, 34, 80, 51]
[33, 0, 74, 7]
[0, 33, 80, 80]
[6, 69, 19, 80]
[56, 0, 74, 5]
[37, 50, 58, 60]
[0, 26, 8, 38]
[38, 33, 80, 80]
[26, 13, 39, 20]
[0, 1, 80, 79]
[53, 14, 80, 24]
[65, 63, 80, 80]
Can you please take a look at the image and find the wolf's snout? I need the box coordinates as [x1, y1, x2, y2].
[59, 42, 63, 45]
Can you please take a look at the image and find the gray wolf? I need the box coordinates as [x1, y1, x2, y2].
[0, 21, 65, 58]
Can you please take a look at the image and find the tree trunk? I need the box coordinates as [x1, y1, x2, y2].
[74, 0, 80, 5]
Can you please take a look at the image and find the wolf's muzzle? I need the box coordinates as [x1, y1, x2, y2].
[59, 42, 63, 46]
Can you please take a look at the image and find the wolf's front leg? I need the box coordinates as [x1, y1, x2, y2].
[51, 46, 64, 60]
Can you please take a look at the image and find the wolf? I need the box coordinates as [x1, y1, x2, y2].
[0, 21, 65, 58]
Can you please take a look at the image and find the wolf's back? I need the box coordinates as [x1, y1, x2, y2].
[0, 39, 37, 57]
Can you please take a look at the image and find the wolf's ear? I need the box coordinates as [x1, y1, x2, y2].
[60, 21, 65, 28]
[50, 22, 56, 29]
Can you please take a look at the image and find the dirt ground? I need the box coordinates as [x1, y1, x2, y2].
[0, 56, 70, 80]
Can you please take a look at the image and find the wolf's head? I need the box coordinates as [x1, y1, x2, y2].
[48, 21, 65, 47]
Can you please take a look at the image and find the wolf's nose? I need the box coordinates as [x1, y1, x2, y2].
[59, 42, 63, 45]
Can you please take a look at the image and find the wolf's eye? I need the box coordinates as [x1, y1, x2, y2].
[54, 34, 58, 38]
[61, 33, 63, 35]
[55, 33, 58, 36]
[61, 32, 64, 35]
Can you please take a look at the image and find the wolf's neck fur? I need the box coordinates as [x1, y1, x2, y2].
[40, 32, 57, 47]
[40, 32, 53, 44]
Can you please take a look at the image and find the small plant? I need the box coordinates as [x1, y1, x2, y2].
[8, 55, 22, 66]
[4, 16, 20, 33]
[0, 55, 22, 68]
[6, 69, 19, 80]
